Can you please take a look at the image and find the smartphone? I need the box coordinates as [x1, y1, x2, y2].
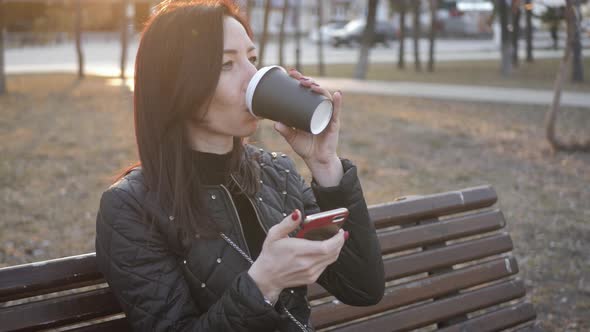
[295, 207, 349, 241]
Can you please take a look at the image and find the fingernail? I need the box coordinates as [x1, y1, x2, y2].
[311, 83, 320, 87]
[344, 231, 349, 241]
[337, 90, 342, 95]
[291, 209, 300, 221]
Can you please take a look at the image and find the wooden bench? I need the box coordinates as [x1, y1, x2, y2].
[0, 185, 542, 331]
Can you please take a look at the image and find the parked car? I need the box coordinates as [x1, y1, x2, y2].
[308, 19, 348, 43]
[437, 0, 494, 36]
[330, 19, 397, 48]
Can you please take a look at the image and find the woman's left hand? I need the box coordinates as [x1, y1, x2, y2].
[274, 69, 342, 167]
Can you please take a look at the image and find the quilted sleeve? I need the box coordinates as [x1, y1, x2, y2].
[95, 186, 281, 331]
[288, 157, 385, 306]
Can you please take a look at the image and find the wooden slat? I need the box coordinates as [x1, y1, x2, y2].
[0, 253, 102, 302]
[369, 185, 497, 228]
[332, 279, 527, 332]
[513, 322, 546, 332]
[310, 257, 519, 329]
[66, 317, 130, 332]
[0, 288, 121, 332]
[309, 233, 514, 299]
[437, 302, 537, 332]
[384, 233, 513, 280]
[379, 209, 505, 254]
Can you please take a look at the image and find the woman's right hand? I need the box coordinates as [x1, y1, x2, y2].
[247, 209, 348, 304]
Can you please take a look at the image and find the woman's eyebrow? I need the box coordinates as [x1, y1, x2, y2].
[223, 46, 256, 54]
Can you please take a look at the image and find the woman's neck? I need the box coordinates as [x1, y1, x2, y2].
[188, 131, 234, 154]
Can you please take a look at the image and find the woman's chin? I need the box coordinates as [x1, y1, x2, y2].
[238, 120, 259, 138]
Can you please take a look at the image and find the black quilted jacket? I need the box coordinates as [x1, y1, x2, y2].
[95, 145, 385, 331]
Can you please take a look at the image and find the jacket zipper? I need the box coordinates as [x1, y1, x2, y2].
[229, 174, 268, 234]
[224, 175, 310, 332]
[219, 184, 252, 257]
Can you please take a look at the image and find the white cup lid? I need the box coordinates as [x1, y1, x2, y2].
[310, 99, 333, 135]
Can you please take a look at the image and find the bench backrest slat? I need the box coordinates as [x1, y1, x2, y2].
[379, 209, 505, 254]
[310, 256, 519, 329]
[308, 232, 513, 300]
[330, 280, 526, 332]
[371, 186, 497, 228]
[0, 253, 102, 302]
[437, 302, 537, 332]
[383, 232, 513, 279]
[0, 288, 120, 332]
[66, 318, 130, 332]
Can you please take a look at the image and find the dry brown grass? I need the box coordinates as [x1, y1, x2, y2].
[1, 74, 588, 331]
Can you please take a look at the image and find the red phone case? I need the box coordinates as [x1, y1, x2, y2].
[295, 208, 349, 241]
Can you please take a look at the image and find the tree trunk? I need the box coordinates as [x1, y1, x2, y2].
[0, 0, 6, 95]
[511, 0, 520, 67]
[428, 0, 437, 72]
[75, 0, 84, 79]
[258, 0, 272, 68]
[499, 0, 512, 76]
[525, 0, 533, 62]
[316, 0, 325, 76]
[571, 0, 584, 82]
[546, 0, 589, 152]
[120, 0, 128, 79]
[412, 0, 421, 72]
[398, 0, 406, 69]
[294, 0, 301, 71]
[278, 0, 288, 67]
[354, 0, 378, 79]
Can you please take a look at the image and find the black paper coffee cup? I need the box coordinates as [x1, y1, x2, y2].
[246, 66, 333, 135]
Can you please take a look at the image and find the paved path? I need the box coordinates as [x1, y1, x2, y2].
[317, 78, 590, 109]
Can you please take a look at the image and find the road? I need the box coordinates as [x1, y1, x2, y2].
[5, 31, 587, 77]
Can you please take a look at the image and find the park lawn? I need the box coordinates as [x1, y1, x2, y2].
[301, 57, 590, 92]
[0, 74, 588, 331]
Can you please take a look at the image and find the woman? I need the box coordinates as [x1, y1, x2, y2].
[95, 1, 384, 331]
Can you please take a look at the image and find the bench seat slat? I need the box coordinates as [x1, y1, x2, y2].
[311, 257, 519, 329]
[371, 185, 497, 228]
[308, 233, 513, 300]
[438, 302, 537, 332]
[0, 288, 121, 332]
[0, 253, 103, 302]
[379, 209, 505, 254]
[331, 279, 527, 332]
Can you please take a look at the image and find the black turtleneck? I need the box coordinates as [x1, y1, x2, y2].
[191, 150, 265, 260]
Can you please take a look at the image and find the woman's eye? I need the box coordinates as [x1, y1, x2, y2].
[222, 61, 233, 70]
[249, 56, 258, 64]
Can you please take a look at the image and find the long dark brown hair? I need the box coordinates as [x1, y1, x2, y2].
[122, 0, 261, 239]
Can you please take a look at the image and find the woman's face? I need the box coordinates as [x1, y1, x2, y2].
[187, 16, 259, 148]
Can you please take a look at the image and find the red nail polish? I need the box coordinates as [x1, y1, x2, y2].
[291, 209, 300, 221]
[344, 231, 350, 240]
